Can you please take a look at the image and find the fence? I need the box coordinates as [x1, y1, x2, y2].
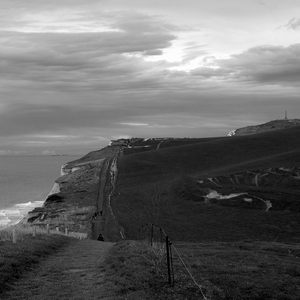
[0, 224, 88, 243]
[140, 223, 208, 300]
[140, 223, 174, 284]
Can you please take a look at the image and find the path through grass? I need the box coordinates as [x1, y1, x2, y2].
[3, 240, 115, 300]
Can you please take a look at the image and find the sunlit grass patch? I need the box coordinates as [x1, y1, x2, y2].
[0, 225, 87, 242]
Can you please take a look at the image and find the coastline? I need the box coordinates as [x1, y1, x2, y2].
[0, 155, 81, 229]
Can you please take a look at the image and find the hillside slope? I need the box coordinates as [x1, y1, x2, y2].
[117, 126, 300, 184]
[111, 127, 300, 242]
[228, 119, 300, 136]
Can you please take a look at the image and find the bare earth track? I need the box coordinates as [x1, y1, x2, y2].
[4, 240, 115, 300]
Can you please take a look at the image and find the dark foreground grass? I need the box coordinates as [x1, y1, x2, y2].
[100, 240, 300, 300]
[170, 241, 300, 300]
[0, 233, 74, 295]
[112, 184, 300, 243]
[100, 240, 164, 299]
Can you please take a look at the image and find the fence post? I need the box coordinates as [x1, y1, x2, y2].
[150, 224, 154, 247]
[166, 236, 172, 284]
[56, 227, 59, 233]
[47, 224, 50, 235]
[169, 242, 175, 284]
[65, 228, 68, 236]
[12, 228, 17, 244]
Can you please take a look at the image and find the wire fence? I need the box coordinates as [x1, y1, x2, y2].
[140, 223, 209, 300]
[0, 224, 88, 243]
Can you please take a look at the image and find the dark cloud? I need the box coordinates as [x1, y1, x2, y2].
[0, 12, 177, 96]
[0, 2, 299, 154]
[284, 18, 300, 30]
[0, 103, 130, 137]
[210, 44, 300, 86]
[143, 49, 163, 56]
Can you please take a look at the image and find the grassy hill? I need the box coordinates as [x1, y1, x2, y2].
[232, 118, 300, 136]
[111, 126, 300, 242]
[2, 127, 300, 300]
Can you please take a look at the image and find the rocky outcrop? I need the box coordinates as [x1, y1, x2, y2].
[228, 119, 300, 136]
[22, 145, 122, 238]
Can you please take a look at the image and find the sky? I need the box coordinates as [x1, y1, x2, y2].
[0, 0, 299, 155]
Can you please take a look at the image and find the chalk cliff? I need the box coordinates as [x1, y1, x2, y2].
[21, 145, 121, 238]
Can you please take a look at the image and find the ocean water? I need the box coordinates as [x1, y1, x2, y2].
[0, 155, 80, 227]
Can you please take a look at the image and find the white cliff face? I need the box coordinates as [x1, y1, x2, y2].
[227, 130, 236, 137]
[205, 189, 246, 200]
[46, 183, 61, 198]
[204, 189, 273, 212]
[61, 164, 70, 176]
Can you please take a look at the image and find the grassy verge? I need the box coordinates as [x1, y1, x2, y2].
[100, 240, 300, 300]
[100, 240, 166, 299]
[0, 228, 74, 295]
[170, 241, 300, 300]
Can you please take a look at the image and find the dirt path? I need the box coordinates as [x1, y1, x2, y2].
[5, 240, 115, 300]
[92, 158, 110, 240]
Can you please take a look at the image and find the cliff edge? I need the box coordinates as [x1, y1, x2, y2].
[20, 145, 121, 238]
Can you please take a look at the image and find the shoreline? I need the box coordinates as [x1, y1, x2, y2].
[0, 156, 80, 229]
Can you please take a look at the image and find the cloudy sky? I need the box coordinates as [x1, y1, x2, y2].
[0, 0, 299, 155]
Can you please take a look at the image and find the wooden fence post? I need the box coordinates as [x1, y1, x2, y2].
[65, 228, 68, 236]
[56, 227, 59, 233]
[166, 236, 172, 284]
[32, 225, 36, 237]
[12, 228, 17, 244]
[47, 224, 50, 235]
[169, 241, 175, 284]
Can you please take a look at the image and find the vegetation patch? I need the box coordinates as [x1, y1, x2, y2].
[170, 241, 300, 300]
[100, 240, 166, 299]
[0, 228, 74, 296]
[100, 239, 300, 299]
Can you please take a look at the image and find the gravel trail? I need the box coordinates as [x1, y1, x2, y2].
[5, 239, 115, 300]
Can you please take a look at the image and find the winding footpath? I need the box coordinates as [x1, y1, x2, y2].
[4, 240, 115, 300]
[92, 148, 125, 241]
[92, 159, 110, 240]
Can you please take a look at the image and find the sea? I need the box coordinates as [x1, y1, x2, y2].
[0, 155, 81, 228]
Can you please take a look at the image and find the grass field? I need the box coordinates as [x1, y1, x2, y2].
[99, 239, 300, 300]
[107, 126, 300, 298]
[0, 228, 73, 296]
[117, 127, 300, 187]
[2, 126, 300, 299]
[112, 127, 300, 242]
[167, 241, 300, 300]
